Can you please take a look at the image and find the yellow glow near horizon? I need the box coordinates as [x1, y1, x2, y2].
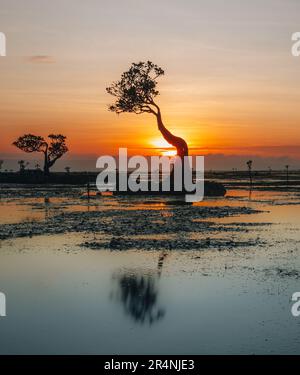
[1, 1, 300, 164]
[163, 150, 177, 157]
[151, 138, 177, 157]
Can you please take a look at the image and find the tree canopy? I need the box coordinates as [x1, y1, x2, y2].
[106, 61, 189, 158]
[106, 61, 164, 115]
[13, 134, 68, 175]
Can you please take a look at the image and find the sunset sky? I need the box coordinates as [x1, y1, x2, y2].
[0, 0, 300, 170]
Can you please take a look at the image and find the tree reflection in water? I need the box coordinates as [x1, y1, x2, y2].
[112, 252, 167, 325]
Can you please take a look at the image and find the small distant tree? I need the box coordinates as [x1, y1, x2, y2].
[18, 160, 29, 173]
[65, 166, 71, 174]
[13, 134, 68, 176]
[0, 160, 3, 172]
[247, 160, 253, 185]
[35, 163, 40, 170]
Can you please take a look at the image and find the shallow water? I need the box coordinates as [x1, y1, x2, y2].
[0, 186, 300, 354]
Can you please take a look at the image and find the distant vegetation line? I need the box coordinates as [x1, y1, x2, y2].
[0, 170, 300, 186]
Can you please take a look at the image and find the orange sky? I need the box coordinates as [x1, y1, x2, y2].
[1, 0, 300, 164]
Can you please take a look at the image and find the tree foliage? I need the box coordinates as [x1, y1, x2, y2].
[106, 61, 189, 159]
[13, 134, 68, 175]
[106, 61, 164, 115]
[13, 134, 45, 153]
[47, 134, 68, 163]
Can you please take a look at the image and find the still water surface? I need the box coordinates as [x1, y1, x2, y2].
[0, 188, 300, 354]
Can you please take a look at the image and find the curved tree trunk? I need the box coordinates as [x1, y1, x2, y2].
[155, 109, 189, 192]
[156, 110, 188, 157]
[42, 148, 60, 177]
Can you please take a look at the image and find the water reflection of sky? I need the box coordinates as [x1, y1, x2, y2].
[0, 189, 300, 354]
[1, 188, 299, 225]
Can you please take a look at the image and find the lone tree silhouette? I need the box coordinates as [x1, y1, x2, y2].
[106, 61, 188, 158]
[246, 160, 253, 186]
[13, 134, 68, 176]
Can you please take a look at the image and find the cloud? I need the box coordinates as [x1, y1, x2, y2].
[27, 55, 55, 64]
